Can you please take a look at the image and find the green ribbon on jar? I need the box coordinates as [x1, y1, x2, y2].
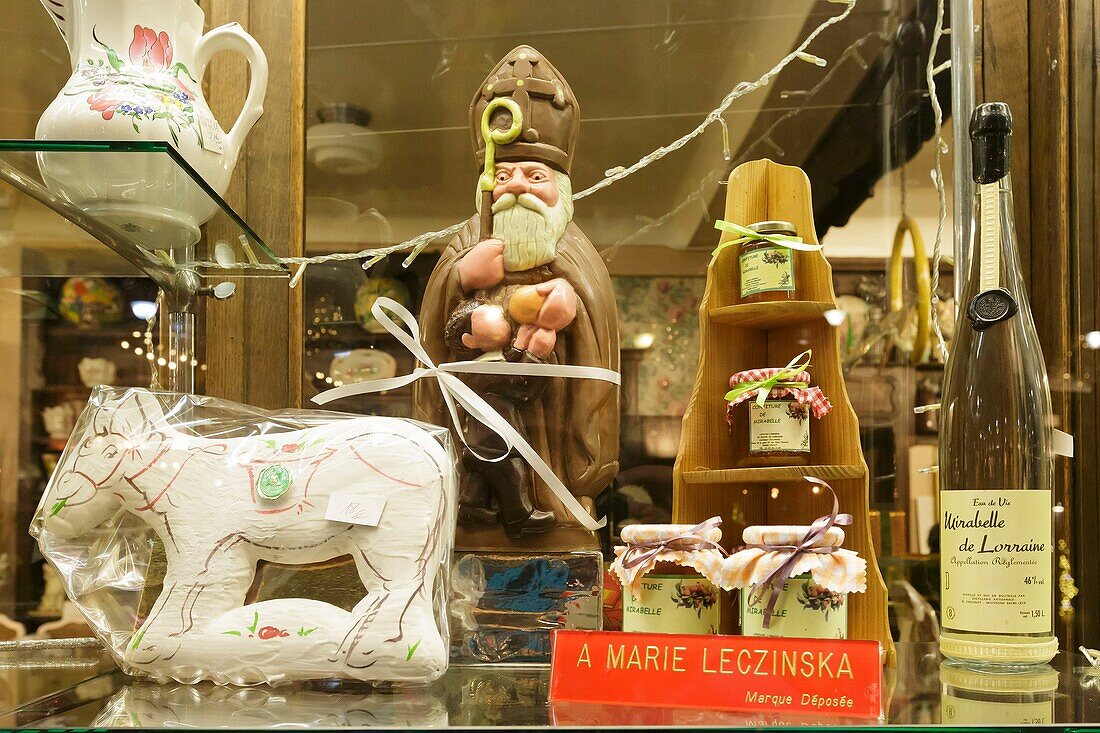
[723, 349, 812, 407]
[710, 219, 823, 261]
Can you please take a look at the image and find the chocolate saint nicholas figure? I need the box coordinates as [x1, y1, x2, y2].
[416, 45, 619, 541]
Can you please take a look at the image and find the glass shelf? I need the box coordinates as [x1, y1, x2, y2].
[4, 642, 1100, 728]
[0, 140, 289, 285]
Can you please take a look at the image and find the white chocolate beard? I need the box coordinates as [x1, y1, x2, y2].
[493, 196, 569, 271]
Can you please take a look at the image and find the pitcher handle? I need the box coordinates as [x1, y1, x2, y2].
[195, 22, 269, 157]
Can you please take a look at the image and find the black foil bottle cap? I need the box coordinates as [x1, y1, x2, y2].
[967, 101, 1018, 330]
[971, 102, 1012, 184]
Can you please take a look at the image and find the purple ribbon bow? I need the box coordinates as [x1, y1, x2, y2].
[619, 517, 728, 574]
[745, 477, 851, 629]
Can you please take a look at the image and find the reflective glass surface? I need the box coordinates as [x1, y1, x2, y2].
[4, 643, 1100, 728]
[0, 140, 287, 283]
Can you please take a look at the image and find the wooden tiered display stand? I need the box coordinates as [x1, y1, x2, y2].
[672, 159, 895, 665]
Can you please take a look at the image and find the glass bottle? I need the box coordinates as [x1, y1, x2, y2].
[940, 662, 1057, 725]
[938, 102, 1056, 666]
[736, 221, 798, 303]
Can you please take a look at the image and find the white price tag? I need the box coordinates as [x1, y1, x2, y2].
[325, 494, 386, 527]
[198, 113, 225, 154]
[1054, 429, 1074, 458]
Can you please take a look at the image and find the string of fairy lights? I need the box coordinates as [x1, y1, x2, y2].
[115, 315, 208, 382]
[603, 29, 890, 257]
[98, 291, 205, 384]
[925, 0, 951, 360]
[185, 0, 861, 283]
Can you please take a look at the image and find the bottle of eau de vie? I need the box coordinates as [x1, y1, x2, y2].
[939, 101, 1056, 666]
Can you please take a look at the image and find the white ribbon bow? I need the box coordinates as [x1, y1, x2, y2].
[312, 297, 620, 531]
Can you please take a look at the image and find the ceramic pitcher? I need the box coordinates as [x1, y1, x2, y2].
[36, 0, 268, 246]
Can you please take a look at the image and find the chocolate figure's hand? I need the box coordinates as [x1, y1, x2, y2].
[533, 278, 577, 331]
[458, 239, 506, 293]
[516, 323, 557, 358]
[528, 327, 558, 358]
[461, 304, 511, 352]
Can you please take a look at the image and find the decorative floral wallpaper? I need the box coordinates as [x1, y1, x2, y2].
[613, 276, 705, 416]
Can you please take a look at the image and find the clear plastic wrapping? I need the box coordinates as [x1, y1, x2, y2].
[30, 387, 457, 686]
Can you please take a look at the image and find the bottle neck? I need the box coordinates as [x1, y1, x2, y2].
[960, 171, 1028, 330]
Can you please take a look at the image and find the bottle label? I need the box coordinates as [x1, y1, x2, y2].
[740, 246, 795, 297]
[940, 489, 1052, 634]
[750, 401, 810, 453]
[942, 693, 1052, 725]
[622, 575, 720, 635]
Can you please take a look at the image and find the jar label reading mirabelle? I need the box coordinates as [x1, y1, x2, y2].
[940, 490, 1052, 634]
[749, 401, 810, 454]
[622, 575, 720, 635]
[740, 576, 847, 639]
[739, 245, 795, 297]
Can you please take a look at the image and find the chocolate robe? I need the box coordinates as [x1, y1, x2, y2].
[415, 215, 620, 525]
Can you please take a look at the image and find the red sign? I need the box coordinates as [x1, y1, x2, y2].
[549, 630, 882, 719]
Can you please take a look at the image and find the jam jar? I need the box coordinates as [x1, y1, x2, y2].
[611, 522, 725, 635]
[729, 522, 866, 640]
[622, 560, 721, 635]
[741, 572, 848, 639]
[738, 392, 811, 467]
[726, 361, 831, 468]
[736, 220, 800, 304]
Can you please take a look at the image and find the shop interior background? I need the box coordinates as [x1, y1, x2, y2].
[2, 0, 1094, 661]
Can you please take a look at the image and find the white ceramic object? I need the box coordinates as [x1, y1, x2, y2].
[41, 403, 77, 439]
[34, 388, 456, 685]
[304, 197, 392, 245]
[35, 564, 68, 618]
[305, 195, 359, 243]
[330, 348, 397, 385]
[36, 0, 268, 246]
[78, 357, 117, 387]
[306, 122, 381, 175]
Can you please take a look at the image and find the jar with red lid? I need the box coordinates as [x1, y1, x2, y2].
[726, 353, 832, 467]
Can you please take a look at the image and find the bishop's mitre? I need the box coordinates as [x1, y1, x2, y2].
[469, 45, 580, 175]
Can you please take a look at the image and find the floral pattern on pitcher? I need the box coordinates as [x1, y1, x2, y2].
[65, 25, 216, 150]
